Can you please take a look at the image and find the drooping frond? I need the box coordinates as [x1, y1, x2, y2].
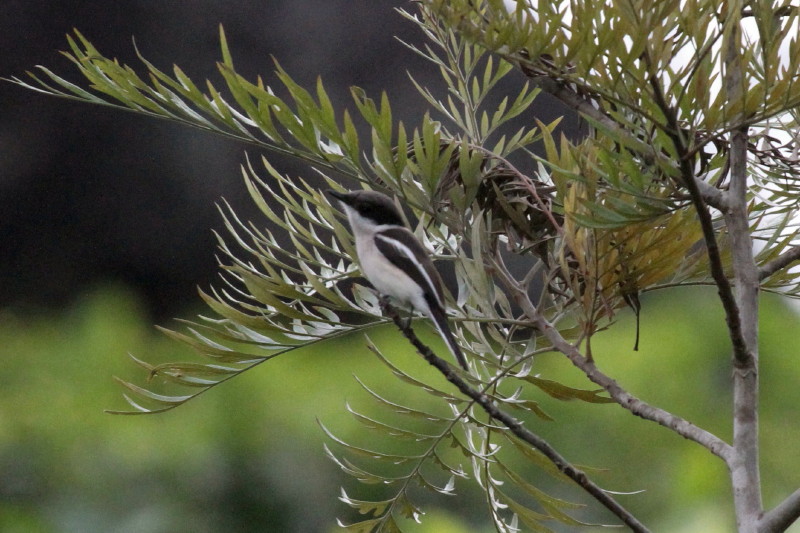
[106, 157, 388, 414]
[325, 338, 613, 531]
[7, 26, 365, 181]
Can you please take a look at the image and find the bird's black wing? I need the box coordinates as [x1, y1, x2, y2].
[374, 227, 444, 305]
[374, 228, 469, 370]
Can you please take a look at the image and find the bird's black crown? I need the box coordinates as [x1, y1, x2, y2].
[328, 189, 405, 227]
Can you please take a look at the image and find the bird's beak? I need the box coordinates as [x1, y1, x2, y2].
[326, 189, 350, 204]
[327, 189, 345, 200]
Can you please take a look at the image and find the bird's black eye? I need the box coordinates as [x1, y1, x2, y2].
[357, 202, 379, 221]
[353, 193, 404, 226]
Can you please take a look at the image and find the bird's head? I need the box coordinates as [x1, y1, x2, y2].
[327, 189, 405, 227]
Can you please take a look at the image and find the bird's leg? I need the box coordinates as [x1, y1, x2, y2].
[378, 293, 414, 329]
[378, 294, 397, 321]
[400, 308, 414, 330]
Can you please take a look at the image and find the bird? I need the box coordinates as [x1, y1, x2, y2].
[327, 189, 469, 371]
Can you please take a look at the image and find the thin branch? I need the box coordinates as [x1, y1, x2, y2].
[742, 5, 798, 18]
[642, 48, 752, 368]
[758, 246, 800, 281]
[758, 488, 800, 533]
[491, 252, 734, 463]
[378, 297, 652, 533]
[516, 70, 727, 210]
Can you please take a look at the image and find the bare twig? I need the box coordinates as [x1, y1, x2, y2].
[758, 246, 800, 281]
[742, 5, 797, 18]
[759, 488, 800, 533]
[378, 297, 651, 533]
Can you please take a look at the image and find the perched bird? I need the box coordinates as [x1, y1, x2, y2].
[328, 189, 469, 370]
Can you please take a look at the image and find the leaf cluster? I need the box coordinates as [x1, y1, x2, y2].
[7, 13, 611, 528]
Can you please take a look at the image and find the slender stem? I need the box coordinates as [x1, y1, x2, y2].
[644, 55, 750, 371]
[378, 297, 651, 532]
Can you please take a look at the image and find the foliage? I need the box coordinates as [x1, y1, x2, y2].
[8, 1, 800, 531]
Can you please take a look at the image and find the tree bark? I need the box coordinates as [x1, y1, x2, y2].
[723, 3, 763, 529]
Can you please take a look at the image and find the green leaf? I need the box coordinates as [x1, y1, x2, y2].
[339, 489, 392, 517]
[522, 375, 613, 403]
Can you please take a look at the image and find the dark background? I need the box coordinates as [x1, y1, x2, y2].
[1, 0, 577, 321]
[1, 0, 446, 319]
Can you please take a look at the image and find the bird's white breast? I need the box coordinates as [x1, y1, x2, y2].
[355, 228, 430, 314]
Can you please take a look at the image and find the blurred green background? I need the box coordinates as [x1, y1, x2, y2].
[2, 282, 799, 532]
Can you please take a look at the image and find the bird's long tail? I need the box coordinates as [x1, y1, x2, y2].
[428, 304, 469, 371]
